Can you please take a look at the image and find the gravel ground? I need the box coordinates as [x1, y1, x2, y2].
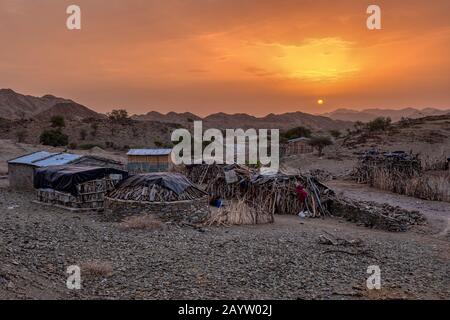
[0, 189, 449, 300]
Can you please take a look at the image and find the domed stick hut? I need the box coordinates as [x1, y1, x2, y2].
[185, 164, 334, 217]
[105, 173, 209, 224]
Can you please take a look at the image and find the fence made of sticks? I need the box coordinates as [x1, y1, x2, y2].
[353, 151, 449, 202]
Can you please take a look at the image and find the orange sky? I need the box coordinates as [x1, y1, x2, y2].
[0, 0, 449, 116]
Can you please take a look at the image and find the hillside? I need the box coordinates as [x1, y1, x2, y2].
[0, 89, 73, 119]
[135, 110, 352, 131]
[34, 102, 104, 121]
[132, 111, 201, 124]
[323, 108, 450, 123]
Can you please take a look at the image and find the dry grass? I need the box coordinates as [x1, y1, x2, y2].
[405, 174, 450, 202]
[119, 215, 166, 231]
[421, 149, 448, 171]
[207, 200, 274, 226]
[80, 260, 113, 277]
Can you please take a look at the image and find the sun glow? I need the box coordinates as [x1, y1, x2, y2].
[276, 38, 361, 82]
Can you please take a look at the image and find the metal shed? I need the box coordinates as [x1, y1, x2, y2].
[7, 151, 124, 190]
[8, 152, 83, 190]
[127, 149, 173, 173]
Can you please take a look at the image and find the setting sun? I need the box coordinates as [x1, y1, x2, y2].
[317, 99, 324, 105]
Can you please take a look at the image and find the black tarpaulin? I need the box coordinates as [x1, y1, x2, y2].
[34, 166, 128, 195]
[116, 172, 199, 195]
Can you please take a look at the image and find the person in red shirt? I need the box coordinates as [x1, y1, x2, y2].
[295, 184, 308, 212]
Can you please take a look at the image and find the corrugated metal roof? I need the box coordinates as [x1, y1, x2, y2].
[8, 151, 82, 167]
[34, 153, 82, 167]
[8, 151, 57, 165]
[127, 149, 172, 156]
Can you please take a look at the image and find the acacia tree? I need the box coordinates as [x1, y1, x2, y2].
[107, 109, 129, 123]
[329, 129, 342, 139]
[308, 136, 333, 157]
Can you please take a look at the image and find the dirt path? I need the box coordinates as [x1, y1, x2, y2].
[328, 180, 450, 237]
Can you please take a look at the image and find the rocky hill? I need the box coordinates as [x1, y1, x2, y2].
[323, 108, 450, 123]
[34, 102, 104, 121]
[132, 111, 201, 123]
[0, 89, 105, 120]
[135, 111, 352, 131]
[0, 89, 75, 119]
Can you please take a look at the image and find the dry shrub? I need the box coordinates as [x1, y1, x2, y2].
[207, 200, 274, 226]
[80, 260, 113, 277]
[405, 174, 450, 202]
[421, 150, 448, 171]
[371, 167, 450, 202]
[119, 215, 166, 231]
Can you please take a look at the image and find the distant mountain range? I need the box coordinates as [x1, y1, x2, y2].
[0, 88, 103, 120]
[133, 110, 352, 131]
[7, 88, 448, 132]
[322, 108, 450, 123]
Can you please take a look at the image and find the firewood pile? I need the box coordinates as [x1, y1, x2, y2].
[106, 173, 207, 202]
[36, 178, 116, 210]
[185, 164, 334, 217]
[107, 184, 206, 202]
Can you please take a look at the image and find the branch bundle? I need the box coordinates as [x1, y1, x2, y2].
[107, 184, 206, 202]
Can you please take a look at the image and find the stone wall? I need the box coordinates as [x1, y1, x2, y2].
[105, 196, 209, 224]
[330, 197, 425, 232]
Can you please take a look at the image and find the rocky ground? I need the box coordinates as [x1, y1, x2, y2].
[0, 188, 449, 300]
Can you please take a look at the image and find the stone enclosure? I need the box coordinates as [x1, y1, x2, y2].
[105, 196, 210, 224]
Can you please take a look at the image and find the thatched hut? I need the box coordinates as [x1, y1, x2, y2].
[105, 172, 209, 224]
[185, 164, 334, 217]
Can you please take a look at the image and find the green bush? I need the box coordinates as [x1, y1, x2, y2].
[282, 126, 312, 140]
[366, 117, 392, 132]
[50, 116, 65, 128]
[329, 129, 341, 139]
[40, 129, 68, 147]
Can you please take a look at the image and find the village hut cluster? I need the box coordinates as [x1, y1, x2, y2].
[6, 147, 430, 230]
[7, 147, 336, 226]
